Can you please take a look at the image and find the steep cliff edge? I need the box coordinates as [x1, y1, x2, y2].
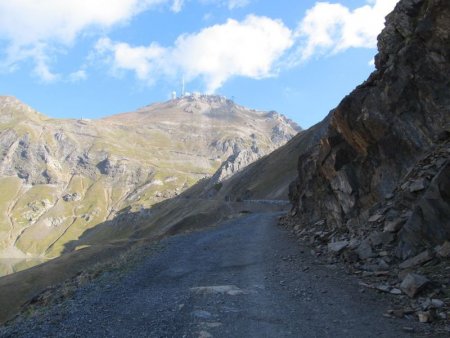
[288, 0, 450, 260]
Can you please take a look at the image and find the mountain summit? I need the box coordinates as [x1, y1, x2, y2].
[0, 95, 299, 262]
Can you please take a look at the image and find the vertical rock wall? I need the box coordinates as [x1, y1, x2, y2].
[289, 0, 450, 258]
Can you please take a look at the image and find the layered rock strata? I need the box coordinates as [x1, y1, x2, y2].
[288, 0, 450, 258]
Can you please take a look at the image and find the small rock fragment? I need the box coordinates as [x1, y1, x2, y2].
[368, 214, 383, 223]
[192, 310, 212, 319]
[369, 231, 394, 246]
[420, 298, 432, 310]
[417, 311, 432, 323]
[342, 250, 359, 263]
[400, 273, 429, 298]
[62, 192, 81, 202]
[383, 219, 405, 233]
[314, 219, 326, 226]
[358, 281, 373, 289]
[376, 284, 391, 293]
[198, 330, 213, 338]
[399, 250, 433, 269]
[374, 259, 390, 271]
[355, 240, 375, 260]
[388, 309, 405, 318]
[437, 312, 447, 320]
[190, 285, 247, 296]
[409, 178, 428, 192]
[384, 193, 394, 200]
[390, 288, 402, 295]
[435, 241, 450, 258]
[327, 240, 349, 253]
[374, 270, 390, 276]
[431, 299, 445, 308]
[203, 322, 222, 328]
[348, 238, 361, 249]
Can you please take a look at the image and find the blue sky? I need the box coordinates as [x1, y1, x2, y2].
[0, 0, 399, 128]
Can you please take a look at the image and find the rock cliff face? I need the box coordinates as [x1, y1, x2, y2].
[0, 95, 299, 260]
[289, 0, 450, 259]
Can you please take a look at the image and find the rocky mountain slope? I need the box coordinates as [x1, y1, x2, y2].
[270, 0, 450, 328]
[0, 94, 299, 261]
[287, 0, 449, 259]
[183, 117, 330, 202]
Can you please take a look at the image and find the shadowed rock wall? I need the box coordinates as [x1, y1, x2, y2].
[289, 0, 450, 258]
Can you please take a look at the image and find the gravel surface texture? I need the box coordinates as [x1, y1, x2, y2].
[1, 212, 420, 337]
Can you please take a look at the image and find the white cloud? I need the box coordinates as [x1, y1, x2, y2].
[199, 0, 251, 10]
[296, 0, 399, 60]
[96, 15, 293, 92]
[0, 0, 167, 81]
[34, 57, 60, 83]
[95, 38, 167, 82]
[0, 0, 398, 86]
[1, 42, 60, 82]
[171, 0, 185, 13]
[227, 0, 250, 9]
[69, 70, 88, 82]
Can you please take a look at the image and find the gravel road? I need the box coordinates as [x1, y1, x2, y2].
[1, 212, 418, 337]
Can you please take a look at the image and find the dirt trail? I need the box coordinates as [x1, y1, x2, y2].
[0, 213, 420, 337]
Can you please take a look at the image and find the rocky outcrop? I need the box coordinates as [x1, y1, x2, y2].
[396, 143, 450, 257]
[289, 0, 450, 259]
[210, 149, 261, 185]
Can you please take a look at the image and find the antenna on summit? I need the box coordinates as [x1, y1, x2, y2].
[181, 76, 185, 97]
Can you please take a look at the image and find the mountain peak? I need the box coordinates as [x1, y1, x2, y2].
[0, 94, 300, 260]
[174, 93, 230, 103]
[0, 96, 45, 122]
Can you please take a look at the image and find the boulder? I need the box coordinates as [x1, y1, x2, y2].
[400, 273, 429, 298]
[355, 240, 375, 260]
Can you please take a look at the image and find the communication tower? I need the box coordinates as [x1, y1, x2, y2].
[181, 76, 185, 97]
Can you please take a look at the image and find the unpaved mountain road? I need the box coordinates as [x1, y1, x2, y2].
[1, 213, 420, 337]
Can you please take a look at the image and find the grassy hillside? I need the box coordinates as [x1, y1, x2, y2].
[0, 94, 299, 264]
